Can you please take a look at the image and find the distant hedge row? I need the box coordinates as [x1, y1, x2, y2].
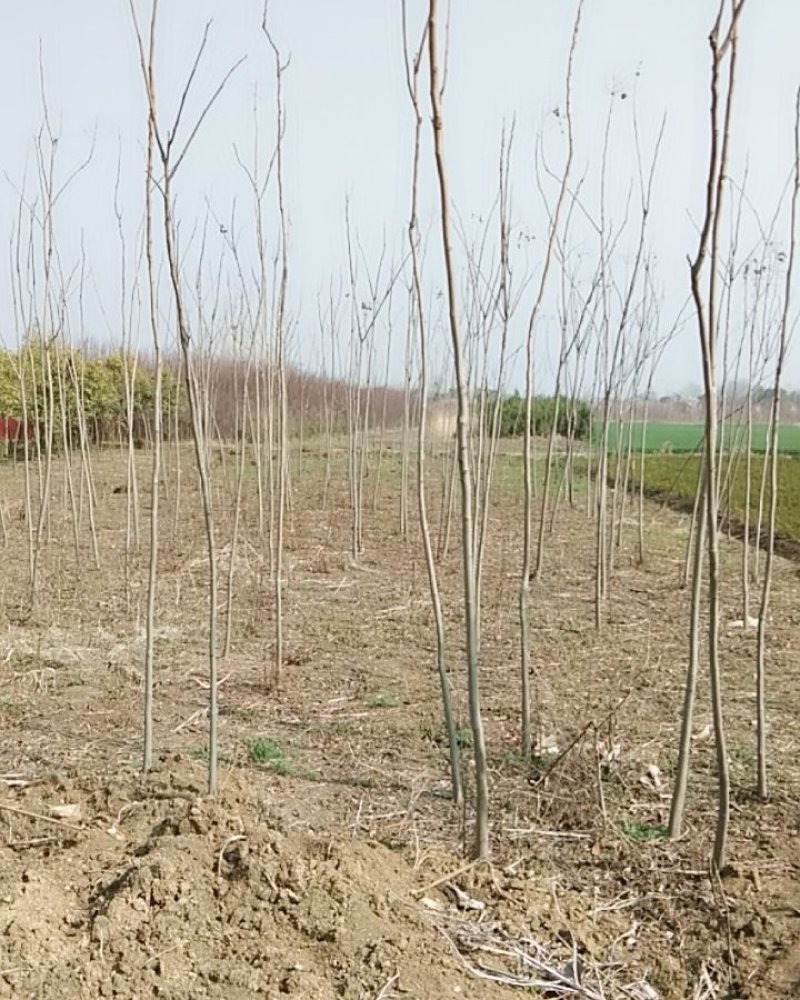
[0, 341, 179, 449]
[490, 393, 591, 440]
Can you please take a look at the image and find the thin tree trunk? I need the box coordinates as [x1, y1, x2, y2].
[754, 88, 800, 800]
[402, 7, 462, 804]
[428, 0, 489, 857]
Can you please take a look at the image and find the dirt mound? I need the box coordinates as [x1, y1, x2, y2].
[2, 761, 797, 999]
[0, 765, 515, 999]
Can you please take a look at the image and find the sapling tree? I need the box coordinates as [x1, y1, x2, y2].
[399, 286, 415, 540]
[345, 221, 406, 562]
[371, 294, 395, 512]
[454, 148, 518, 651]
[129, 0, 163, 772]
[401, 3, 462, 806]
[673, 0, 748, 869]
[549, 262, 594, 528]
[740, 234, 779, 616]
[534, 197, 599, 581]
[635, 285, 685, 565]
[593, 103, 663, 628]
[9, 205, 37, 587]
[67, 252, 101, 572]
[262, 9, 290, 690]
[428, 0, 490, 857]
[232, 110, 277, 550]
[754, 88, 800, 800]
[113, 166, 142, 559]
[129, 0, 244, 793]
[223, 307, 257, 659]
[519, 0, 584, 757]
[27, 76, 93, 607]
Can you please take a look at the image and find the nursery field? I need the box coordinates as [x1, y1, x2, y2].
[0, 446, 798, 999]
[601, 420, 800, 455]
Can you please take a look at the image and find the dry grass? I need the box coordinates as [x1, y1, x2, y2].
[0, 442, 798, 998]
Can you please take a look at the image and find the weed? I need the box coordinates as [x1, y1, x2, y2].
[729, 747, 755, 769]
[455, 726, 473, 748]
[247, 736, 283, 763]
[619, 820, 668, 844]
[498, 748, 529, 771]
[366, 690, 400, 709]
[246, 736, 293, 774]
[422, 723, 473, 749]
[729, 747, 755, 783]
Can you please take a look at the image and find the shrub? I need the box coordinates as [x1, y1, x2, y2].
[489, 393, 591, 440]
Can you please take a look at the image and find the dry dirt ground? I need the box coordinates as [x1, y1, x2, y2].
[0, 446, 798, 999]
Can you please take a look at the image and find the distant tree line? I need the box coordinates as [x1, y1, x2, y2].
[0, 341, 179, 454]
[491, 392, 591, 440]
[0, 340, 412, 455]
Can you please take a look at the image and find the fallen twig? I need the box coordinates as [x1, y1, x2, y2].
[413, 859, 480, 897]
[189, 671, 232, 690]
[0, 801, 82, 833]
[172, 707, 209, 732]
[375, 972, 399, 999]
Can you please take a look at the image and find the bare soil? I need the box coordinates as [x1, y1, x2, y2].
[0, 446, 798, 998]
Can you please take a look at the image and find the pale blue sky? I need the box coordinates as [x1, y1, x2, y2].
[0, 2, 798, 394]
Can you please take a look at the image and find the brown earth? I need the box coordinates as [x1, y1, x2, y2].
[0, 446, 798, 998]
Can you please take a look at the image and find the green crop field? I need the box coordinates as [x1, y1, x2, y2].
[634, 451, 800, 541]
[599, 421, 800, 455]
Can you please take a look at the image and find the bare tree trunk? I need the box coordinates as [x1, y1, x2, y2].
[473, 132, 515, 651]
[399, 295, 414, 540]
[686, 0, 747, 870]
[133, 2, 163, 771]
[223, 328, 254, 659]
[754, 88, 800, 800]
[520, 0, 584, 758]
[668, 477, 707, 838]
[29, 121, 60, 609]
[741, 348, 754, 622]
[262, 15, 290, 690]
[130, 0, 242, 793]
[428, 0, 489, 858]
[372, 306, 393, 512]
[402, 7, 462, 805]
[436, 438, 457, 561]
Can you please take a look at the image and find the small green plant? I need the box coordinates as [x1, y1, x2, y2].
[455, 726, 473, 749]
[271, 756, 294, 776]
[247, 737, 283, 763]
[499, 748, 527, 771]
[246, 737, 293, 774]
[729, 747, 755, 769]
[620, 820, 668, 844]
[729, 747, 755, 781]
[0, 693, 13, 709]
[422, 723, 473, 749]
[366, 690, 400, 709]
